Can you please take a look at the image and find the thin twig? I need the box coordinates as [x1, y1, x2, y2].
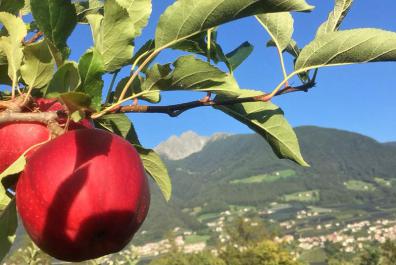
[24, 32, 44, 45]
[108, 81, 316, 117]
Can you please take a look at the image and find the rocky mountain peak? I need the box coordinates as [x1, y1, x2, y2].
[154, 131, 230, 160]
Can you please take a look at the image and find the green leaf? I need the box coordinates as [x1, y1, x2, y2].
[21, 40, 55, 89]
[316, 0, 353, 37]
[75, 0, 103, 23]
[214, 90, 308, 166]
[0, 0, 24, 15]
[135, 146, 172, 201]
[0, 155, 25, 210]
[30, 0, 77, 62]
[0, 64, 11, 85]
[155, 0, 313, 49]
[0, 199, 17, 262]
[87, 0, 151, 72]
[224, 41, 254, 72]
[78, 48, 104, 110]
[295, 29, 396, 72]
[143, 55, 241, 97]
[59, 92, 92, 113]
[0, 12, 27, 85]
[0, 155, 26, 181]
[256, 12, 294, 51]
[95, 113, 141, 145]
[114, 75, 160, 103]
[45, 61, 81, 97]
[115, 0, 152, 39]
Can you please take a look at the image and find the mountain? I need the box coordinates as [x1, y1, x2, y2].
[136, 126, 396, 243]
[385, 141, 396, 147]
[154, 130, 229, 160]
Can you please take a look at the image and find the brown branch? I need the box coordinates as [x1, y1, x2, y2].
[109, 81, 316, 117]
[24, 31, 44, 45]
[0, 111, 59, 124]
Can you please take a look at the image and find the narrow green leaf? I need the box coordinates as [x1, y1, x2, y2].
[78, 48, 104, 110]
[135, 146, 172, 201]
[30, 0, 77, 62]
[316, 0, 353, 37]
[0, 12, 27, 85]
[87, 0, 151, 72]
[155, 0, 313, 49]
[225, 41, 254, 72]
[0, 0, 24, 15]
[295, 29, 396, 72]
[0, 199, 17, 262]
[21, 40, 55, 89]
[214, 90, 308, 166]
[256, 12, 294, 51]
[143, 55, 241, 97]
[59, 92, 92, 113]
[45, 61, 81, 97]
[95, 113, 141, 145]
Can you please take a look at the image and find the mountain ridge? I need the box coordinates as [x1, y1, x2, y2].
[137, 126, 396, 243]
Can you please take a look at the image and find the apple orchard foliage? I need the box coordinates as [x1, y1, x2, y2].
[0, 0, 396, 262]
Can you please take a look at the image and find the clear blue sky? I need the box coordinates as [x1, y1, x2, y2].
[68, 0, 396, 148]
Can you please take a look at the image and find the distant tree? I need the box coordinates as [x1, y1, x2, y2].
[380, 240, 396, 265]
[149, 251, 225, 265]
[219, 240, 302, 265]
[359, 246, 381, 265]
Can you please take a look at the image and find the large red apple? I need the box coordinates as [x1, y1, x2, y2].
[0, 122, 49, 173]
[16, 129, 150, 262]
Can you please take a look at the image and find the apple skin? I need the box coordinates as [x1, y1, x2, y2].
[0, 122, 50, 173]
[16, 129, 150, 262]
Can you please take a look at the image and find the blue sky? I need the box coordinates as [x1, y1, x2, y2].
[68, 0, 396, 148]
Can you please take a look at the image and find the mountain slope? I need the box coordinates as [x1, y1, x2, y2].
[136, 126, 396, 242]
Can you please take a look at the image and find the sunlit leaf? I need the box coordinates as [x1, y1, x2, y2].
[316, 0, 353, 37]
[256, 12, 294, 51]
[87, 0, 151, 72]
[142, 55, 241, 97]
[214, 90, 308, 166]
[0, 12, 27, 86]
[155, 0, 313, 49]
[295, 29, 396, 72]
[21, 40, 55, 89]
[78, 48, 104, 110]
[135, 146, 172, 201]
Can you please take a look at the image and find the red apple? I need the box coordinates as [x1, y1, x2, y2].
[0, 122, 49, 173]
[32, 98, 95, 130]
[16, 129, 150, 262]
